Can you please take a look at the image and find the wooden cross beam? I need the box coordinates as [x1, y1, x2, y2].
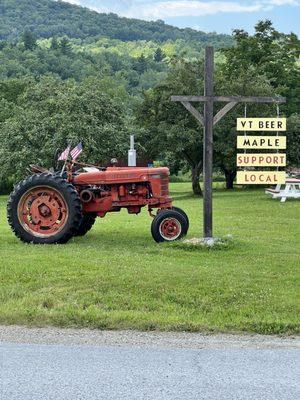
[171, 46, 286, 239]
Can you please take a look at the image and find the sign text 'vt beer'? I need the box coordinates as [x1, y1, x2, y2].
[237, 118, 286, 131]
[236, 117, 286, 185]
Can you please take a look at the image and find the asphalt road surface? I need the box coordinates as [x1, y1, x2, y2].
[1, 326, 299, 400]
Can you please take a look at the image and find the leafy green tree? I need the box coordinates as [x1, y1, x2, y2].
[0, 78, 29, 102]
[222, 20, 300, 115]
[22, 30, 37, 51]
[286, 114, 300, 168]
[59, 37, 72, 55]
[0, 76, 130, 183]
[153, 47, 165, 62]
[136, 59, 204, 195]
[50, 37, 59, 50]
[133, 54, 148, 74]
[0, 40, 7, 50]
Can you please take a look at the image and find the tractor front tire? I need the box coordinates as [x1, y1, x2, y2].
[75, 213, 97, 237]
[172, 206, 189, 231]
[151, 209, 188, 243]
[7, 173, 82, 244]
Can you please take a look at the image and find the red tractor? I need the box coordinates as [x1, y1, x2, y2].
[7, 162, 189, 244]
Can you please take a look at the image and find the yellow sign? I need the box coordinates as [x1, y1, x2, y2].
[237, 118, 286, 131]
[237, 153, 286, 167]
[237, 171, 286, 185]
[237, 136, 286, 149]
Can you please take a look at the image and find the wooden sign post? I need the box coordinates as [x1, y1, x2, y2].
[171, 46, 286, 239]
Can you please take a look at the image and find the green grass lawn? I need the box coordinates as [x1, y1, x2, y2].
[0, 183, 299, 334]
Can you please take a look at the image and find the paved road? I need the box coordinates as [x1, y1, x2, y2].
[1, 327, 299, 400]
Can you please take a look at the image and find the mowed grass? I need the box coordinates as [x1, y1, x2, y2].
[0, 183, 299, 334]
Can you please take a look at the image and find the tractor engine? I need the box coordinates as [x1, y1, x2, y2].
[73, 167, 172, 217]
[77, 182, 150, 216]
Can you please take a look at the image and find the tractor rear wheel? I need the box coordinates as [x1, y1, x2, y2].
[7, 173, 82, 244]
[75, 213, 97, 236]
[151, 209, 188, 243]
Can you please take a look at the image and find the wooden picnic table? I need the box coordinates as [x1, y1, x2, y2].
[265, 177, 300, 202]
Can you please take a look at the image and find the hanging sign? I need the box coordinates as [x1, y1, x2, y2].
[237, 171, 286, 184]
[236, 115, 286, 185]
[237, 153, 286, 167]
[237, 118, 286, 131]
[237, 136, 286, 149]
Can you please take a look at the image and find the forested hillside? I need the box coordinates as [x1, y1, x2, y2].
[0, 0, 298, 195]
[0, 0, 232, 47]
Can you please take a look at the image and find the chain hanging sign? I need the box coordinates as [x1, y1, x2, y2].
[236, 117, 287, 185]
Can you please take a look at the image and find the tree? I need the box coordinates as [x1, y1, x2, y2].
[22, 30, 37, 51]
[222, 20, 300, 115]
[133, 54, 148, 74]
[286, 114, 300, 168]
[0, 40, 7, 50]
[59, 37, 72, 55]
[153, 47, 165, 62]
[136, 59, 204, 195]
[0, 76, 130, 183]
[50, 37, 59, 50]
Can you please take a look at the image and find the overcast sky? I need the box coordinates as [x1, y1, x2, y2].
[63, 0, 300, 35]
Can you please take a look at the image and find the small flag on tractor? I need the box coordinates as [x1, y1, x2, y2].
[58, 145, 71, 161]
[70, 142, 83, 161]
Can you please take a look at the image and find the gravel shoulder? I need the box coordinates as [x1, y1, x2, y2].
[0, 325, 299, 349]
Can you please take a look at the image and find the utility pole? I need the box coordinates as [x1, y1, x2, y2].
[203, 46, 214, 238]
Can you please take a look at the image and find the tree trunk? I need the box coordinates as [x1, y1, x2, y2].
[192, 165, 203, 196]
[224, 169, 236, 189]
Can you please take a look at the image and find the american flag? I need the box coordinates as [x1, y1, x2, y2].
[58, 145, 71, 161]
[70, 142, 83, 161]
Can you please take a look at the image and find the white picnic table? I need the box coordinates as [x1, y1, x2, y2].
[265, 177, 300, 202]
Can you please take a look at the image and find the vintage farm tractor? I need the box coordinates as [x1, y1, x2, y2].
[7, 161, 189, 244]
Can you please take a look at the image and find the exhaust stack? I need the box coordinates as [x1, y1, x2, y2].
[128, 134, 136, 167]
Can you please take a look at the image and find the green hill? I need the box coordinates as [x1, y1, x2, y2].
[0, 0, 233, 47]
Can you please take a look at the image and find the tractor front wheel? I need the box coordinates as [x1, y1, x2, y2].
[151, 209, 188, 243]
[7, 173, 82, 244]
[172, 206, 189, 231]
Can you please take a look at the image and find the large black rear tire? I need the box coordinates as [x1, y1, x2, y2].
[151, 209, 188, 243]
[7, 173, 82, 244]
[75, 213, 97, 237]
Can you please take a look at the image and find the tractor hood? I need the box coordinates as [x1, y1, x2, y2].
[73, 167, 170, 185]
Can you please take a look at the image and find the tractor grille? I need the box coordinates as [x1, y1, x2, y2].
[160, 174, 169, 196]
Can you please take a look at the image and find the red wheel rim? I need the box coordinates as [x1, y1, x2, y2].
[159, 217, 182, 241]
[17, 186, 69, 238]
